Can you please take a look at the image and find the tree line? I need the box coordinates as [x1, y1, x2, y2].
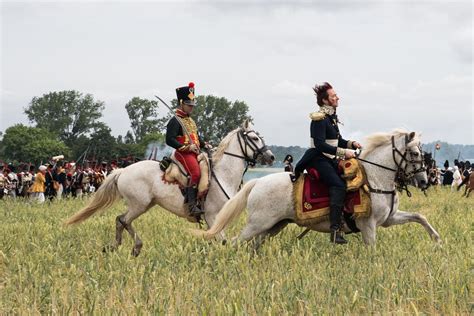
[0, 91, 252, 165]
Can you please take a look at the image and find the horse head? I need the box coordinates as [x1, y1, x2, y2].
[395, 131, 428, 190]
[239, 119, 275, 166]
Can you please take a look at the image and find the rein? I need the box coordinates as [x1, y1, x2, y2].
[356, 135, 426, 215]
[210, 129, 269, 200]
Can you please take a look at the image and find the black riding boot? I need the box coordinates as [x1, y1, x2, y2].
[329, 186, 348, 244]
[184, 186, 204, 217]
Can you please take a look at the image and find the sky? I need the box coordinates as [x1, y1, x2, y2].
[1, 0, 473, 147]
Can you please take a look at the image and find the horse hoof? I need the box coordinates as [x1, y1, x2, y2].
[131, 248, 141, 257]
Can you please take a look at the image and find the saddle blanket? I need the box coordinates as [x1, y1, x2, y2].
[293, 168, 371, 226]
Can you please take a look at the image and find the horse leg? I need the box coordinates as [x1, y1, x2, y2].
[120, 207, 150, 257]
[233, 217, 287, 252]
[115, 214, 126, 247]
[102, 213, 127, 253]
[356, 218, 377, 246]
[382, 210, 441, 243]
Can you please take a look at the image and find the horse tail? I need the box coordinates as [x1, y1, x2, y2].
[190, 179, 258, 239]
[65, 169, 124, 225]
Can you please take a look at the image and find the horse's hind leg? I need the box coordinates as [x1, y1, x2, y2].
[103, 213, 127, 253]
[233, 217, 288, 252]
[382, 210, 441, 242]
[114, 213, 127, 247]
[122, 209, 147, 257]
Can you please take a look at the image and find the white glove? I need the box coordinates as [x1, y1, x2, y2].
[189, 144, 200, 154]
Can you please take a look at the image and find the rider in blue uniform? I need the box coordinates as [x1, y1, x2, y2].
[293, 82, 362, 244]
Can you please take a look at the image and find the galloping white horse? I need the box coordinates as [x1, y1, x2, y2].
[193, 129, 442, 248]
[65, 121, 274, 256]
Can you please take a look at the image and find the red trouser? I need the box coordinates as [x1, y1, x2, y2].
[175, 151, 201, 186]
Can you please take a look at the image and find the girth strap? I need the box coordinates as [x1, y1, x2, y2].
[367, 185, 396, 216]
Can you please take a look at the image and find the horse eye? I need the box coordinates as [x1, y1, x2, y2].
[253, 137, 259, 141]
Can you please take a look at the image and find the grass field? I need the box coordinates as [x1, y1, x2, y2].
[0, 186, 472, 314]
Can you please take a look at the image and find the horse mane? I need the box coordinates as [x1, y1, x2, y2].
[360, 128, 421, 158]
[212, 128, 241, 163]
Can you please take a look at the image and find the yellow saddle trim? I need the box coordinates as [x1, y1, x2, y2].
[292, 163, 372, 227]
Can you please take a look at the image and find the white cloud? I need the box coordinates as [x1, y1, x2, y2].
[451, 27, 473, 64]
[270, 80, 311, 97]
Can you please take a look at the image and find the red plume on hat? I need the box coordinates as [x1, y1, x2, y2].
[188, 82, 195, 88]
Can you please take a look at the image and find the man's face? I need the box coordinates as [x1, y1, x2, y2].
[181, 102, 194, 114]
[324, 88, 339, 108]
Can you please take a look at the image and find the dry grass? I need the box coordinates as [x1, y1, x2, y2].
[0, 186, 472, 314]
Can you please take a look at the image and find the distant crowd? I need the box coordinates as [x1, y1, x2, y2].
[426, 159, 472, 193]
[0, 158, 137, 203]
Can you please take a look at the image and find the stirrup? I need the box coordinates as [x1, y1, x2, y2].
[188, 205, 204, 217]
[330, 230, 348, 244]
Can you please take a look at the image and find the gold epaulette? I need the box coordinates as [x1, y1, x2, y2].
[309, 111, 326, 121]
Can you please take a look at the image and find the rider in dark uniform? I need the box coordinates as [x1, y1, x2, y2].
[283, 154, 294, 172]
[293, 82, 362, 244]
[166, 82, 207, 217]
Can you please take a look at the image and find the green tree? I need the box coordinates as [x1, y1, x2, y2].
[168, 95, 253, 144]
[88, 124, 118, 161]
[70, 124, 119, 164]
[0, 124, 70, 164]
[24, 90, 105, 146]
[125, 97, 166, 143]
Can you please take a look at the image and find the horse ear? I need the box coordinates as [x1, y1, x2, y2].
[242, 119, 252, 130]
[409, 131, 415, 140]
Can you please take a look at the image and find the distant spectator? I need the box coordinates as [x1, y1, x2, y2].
[30, 165, 47, 203]
[0, 165, 5, 199]
[56, 165, 67, 200]
[458, 161, 471, 191]
[442, 167, 453, 186]
[428, 168, 440, 186]
[452, 166, 462, 191]
[45, 164, 55, 201]
[7, 165, 18, 198]
[283, 154, 294, 173]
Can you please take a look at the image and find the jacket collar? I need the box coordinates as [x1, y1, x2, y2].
[175, 109, 188, 118]
[319, 105, 336, 116]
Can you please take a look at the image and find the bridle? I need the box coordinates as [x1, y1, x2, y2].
[356, 134, 426, 215]
[209, 128, 269, 200]
[223, 129, 269, 167]
[390, 134, 426, 190]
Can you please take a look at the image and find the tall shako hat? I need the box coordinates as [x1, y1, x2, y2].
[176, 82, 196, 106]
[284, 154, 293, 163]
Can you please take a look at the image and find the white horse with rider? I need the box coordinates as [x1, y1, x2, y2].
[192, 129, 442, 249]
[65, 121, 274, 256]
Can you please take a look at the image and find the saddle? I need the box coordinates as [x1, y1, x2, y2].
[161, 151, 211, 198]
[293, 158, 371, 227]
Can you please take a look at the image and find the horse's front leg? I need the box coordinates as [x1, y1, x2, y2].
[382, 210, 441, 243]
[356, 217, 377, 246]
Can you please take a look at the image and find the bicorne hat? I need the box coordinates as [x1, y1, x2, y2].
[176, 82, 196, 106]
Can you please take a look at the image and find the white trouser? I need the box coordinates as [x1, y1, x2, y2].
[31, 192, 45, 203]
[56, 184, 64, 199]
